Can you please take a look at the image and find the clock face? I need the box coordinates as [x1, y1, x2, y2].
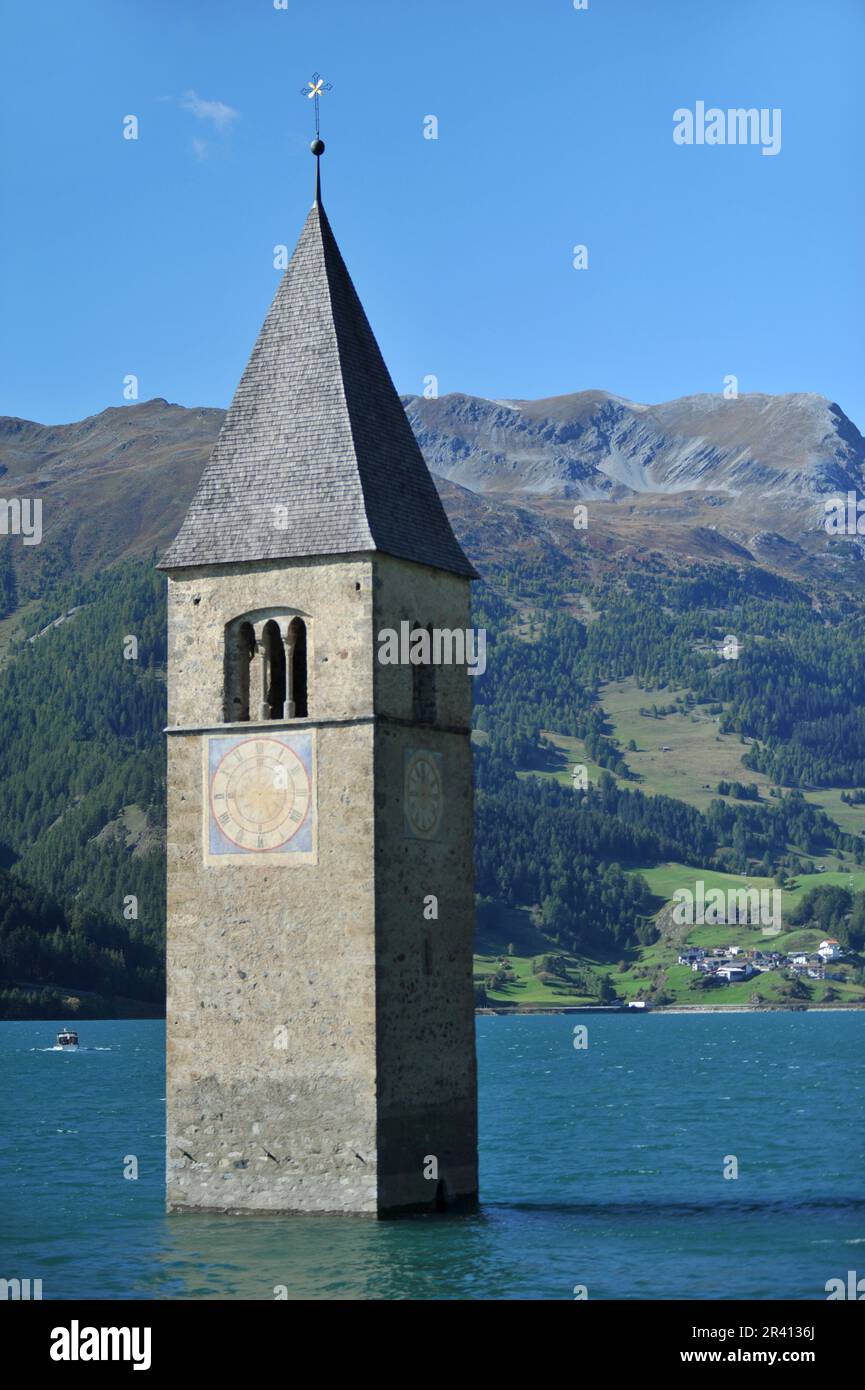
[204, 732, 316, 864]
[404, 748, 444, 841]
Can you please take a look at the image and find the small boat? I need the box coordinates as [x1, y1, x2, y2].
[56, 1027, 79, 1049]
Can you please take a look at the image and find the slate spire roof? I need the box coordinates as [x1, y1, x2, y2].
[160, 176, 476, 579]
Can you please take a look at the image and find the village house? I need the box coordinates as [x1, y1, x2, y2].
[678, 947, 706, 965]
[753, 950, 783, 966]
[716, 962, 755, 982]
[818, 939, 843, 961]
[789, 953, 824, 975]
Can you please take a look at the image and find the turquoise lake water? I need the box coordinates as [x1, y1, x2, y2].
[1, 1012, 863, 1300]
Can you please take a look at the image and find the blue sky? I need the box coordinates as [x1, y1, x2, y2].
[1, 0, 862, 427]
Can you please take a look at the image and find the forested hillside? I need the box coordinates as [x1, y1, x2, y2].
[472, 571, 865, 963]
[0, 559, 165, 1016]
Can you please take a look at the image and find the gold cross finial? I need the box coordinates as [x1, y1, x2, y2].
[300, 72, 332, 142]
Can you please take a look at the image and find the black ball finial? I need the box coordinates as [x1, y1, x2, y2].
[310, 138, 325, 156]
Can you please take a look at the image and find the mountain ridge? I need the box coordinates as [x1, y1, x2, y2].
[403, 389, 865, 503]
[2, 390, 864, 606]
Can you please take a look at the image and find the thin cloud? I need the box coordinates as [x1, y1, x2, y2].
[191, 137, 209, 161]
[180, 90, 239, 133]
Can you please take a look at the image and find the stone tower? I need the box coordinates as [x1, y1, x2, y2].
[159, 155, 478, 1214]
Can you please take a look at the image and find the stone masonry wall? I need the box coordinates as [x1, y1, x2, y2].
[165, 556, 379, 1212]
[372, 555, 478, 1209]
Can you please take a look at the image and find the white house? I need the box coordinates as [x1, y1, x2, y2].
[818, 939, 843, 961]
[716, 963, 755, 982]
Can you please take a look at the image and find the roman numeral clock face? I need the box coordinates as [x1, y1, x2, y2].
[203, 733, 316, 865]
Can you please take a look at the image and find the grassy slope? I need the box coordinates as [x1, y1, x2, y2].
[541, 679, 863, 861]
[601, 679, 775, 807]
[474, 902, 599, 1005]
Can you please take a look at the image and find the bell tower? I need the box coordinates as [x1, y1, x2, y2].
[159, 142, 478, 1214]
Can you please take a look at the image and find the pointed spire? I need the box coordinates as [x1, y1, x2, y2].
[161, 170, 475, 580]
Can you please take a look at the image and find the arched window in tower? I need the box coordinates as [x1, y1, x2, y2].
[224, 620, 256, 722]
[224, 611, 309, 723]
[262, 620, 286, 720]
[412, 623, 436, 724]
[286, 617, 308, 718]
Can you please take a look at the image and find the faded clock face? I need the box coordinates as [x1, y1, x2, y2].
[404, 748, 444, 841]
[204, 733, 315, 864]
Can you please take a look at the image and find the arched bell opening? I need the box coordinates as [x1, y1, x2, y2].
[224, 619, 256, 722]
[223, 611, 310, 723]
[262, 619, 286, 720]
[286, 617, 308, 719]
